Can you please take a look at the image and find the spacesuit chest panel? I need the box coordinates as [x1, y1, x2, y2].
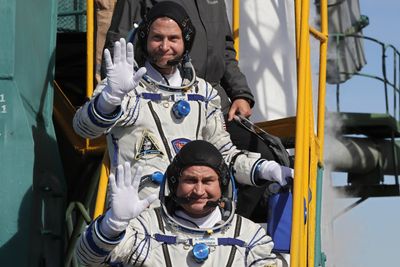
[106, 80, 211, 176]
[144, 98, 206, 151]
[143, 212, 246, 267]
[116, 94, 206, 162]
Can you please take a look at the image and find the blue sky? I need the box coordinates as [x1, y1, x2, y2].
[325, 1, 400, 266]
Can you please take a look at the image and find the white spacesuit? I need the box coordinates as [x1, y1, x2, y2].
[76, 140, 280, 267]
[73, 1, 293, 199]
[77, 207, 279, 266]
[74, 61, 264, 186]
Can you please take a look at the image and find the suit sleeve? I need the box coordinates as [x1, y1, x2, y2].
[73, 81, 122, 138]
[241, 218, 279, 267]
[73, 80, 143, 139]
[75, 214, 152, 266]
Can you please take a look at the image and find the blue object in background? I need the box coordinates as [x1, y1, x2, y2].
[267, 191, 293, 253]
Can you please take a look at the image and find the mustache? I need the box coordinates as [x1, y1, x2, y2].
[147, 53, 183, 66]
[173, 195, 221, 208]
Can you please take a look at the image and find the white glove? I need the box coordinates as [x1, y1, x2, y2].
[100, 162, 158, 237]
[100, 38, 147, 109]
[258, 160, 294, 187]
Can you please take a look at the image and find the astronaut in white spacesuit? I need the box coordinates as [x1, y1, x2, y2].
[76, 140, 280, 266]
[73, 1, 293, 199]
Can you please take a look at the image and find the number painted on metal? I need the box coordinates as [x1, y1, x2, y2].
[0, 94, 6, 113]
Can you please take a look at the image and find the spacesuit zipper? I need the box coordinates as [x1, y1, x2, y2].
[195, 101, 201, 139]
[155, 208, 173, 267]
[148, 102, 173, 162]
[225, 215, 242, 267]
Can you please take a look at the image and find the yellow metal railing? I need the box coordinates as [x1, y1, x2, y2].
[291, 0, 328, 266]
[232, 1, 328, 265]
[93, 149, 110, 218]
[53, 81, 106, 155]
[230, 1, 328, 265]
[86, 0, 95, 98]
[232, 0, 240, 60]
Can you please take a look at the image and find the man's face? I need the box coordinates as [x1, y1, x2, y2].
[176, 165, 222, 218]
[146, 17, 185, 74]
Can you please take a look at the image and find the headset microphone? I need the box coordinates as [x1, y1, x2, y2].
[204, 200, 220, 208]
[173, 196, 222, 209]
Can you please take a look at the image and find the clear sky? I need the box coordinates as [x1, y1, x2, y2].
[325, 1, 400, 266]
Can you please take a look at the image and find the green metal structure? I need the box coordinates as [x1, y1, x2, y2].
[0, 0, 65, 266]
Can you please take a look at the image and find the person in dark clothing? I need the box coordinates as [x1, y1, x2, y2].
[102, 0, 280, 222]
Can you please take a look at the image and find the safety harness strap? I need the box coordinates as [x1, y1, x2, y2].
[154, 234, 177, 244]
[141, 93, 205, 102]
[153, 234, 246, 247]
[234, 114, 291, 167]
[218, 237, 245, 247]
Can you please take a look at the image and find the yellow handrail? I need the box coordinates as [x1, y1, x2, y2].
[291, 0, 310, 264]
[232, 0, 240, 60]
[93, 150, 110, 218]
[86, 0, 94, 98]
[87, 0, 109, 218]
[291, 0, 328, 266]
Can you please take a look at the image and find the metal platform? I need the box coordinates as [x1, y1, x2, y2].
[329, 111, 400, 138]
[328, 112, 400, 198]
